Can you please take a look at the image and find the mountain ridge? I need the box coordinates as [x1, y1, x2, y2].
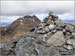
[0, 15, 41, 43]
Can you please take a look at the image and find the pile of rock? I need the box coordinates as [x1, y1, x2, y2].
[0, 11, 75, 56]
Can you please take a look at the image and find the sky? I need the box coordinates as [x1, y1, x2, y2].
[0, 1, 75, 25]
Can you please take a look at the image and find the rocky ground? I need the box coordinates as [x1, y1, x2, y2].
[0, 11, 75, 56]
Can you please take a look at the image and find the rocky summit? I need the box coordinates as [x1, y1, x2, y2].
[0, 11, 75, 56]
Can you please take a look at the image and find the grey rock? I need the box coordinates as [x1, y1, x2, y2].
[45, 19, 54, 25]
[47, 31, 65, 46]
[67, 45, 73, 50]
[54, 19, 65, 27]
[65, 24, 74, 32]
[31, 54, 36, 56]
[48, 24, 55, 30]
[36, 30, 46, 34]
[62, 29, 66, 33]
[66, 40, 72, 45]
[72, 32, 75, 36]
[68, 39, 75, 48]
[15, 37, 38, 56]
[44, 26, 50, 32]
[51, 30, 57, 33]
[0, 44, 4, 48]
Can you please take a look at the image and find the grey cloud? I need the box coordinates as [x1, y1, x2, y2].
[0, 1, 74, 16]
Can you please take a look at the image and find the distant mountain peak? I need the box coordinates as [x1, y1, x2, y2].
[1, 15, 41, 43]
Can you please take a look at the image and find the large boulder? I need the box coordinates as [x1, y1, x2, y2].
[14, 37, 60, 56]
[47, 31, 65, 46]
[15, 37, 36, 56]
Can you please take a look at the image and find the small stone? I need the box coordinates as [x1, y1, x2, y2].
[31, 54, 36, 56]
[56, 46, 67, 52]
[72, 32, 75, 36]
[38, 23, 43, 27]
[25, 53, 29, 56]
[43, 34, 47, 42]
[37, 27, 43, 30]
[19, 20, 23, 22]
[48, 24, 55, 30]
[44, 26, 49, 32]
[36, 30, 46, 34]
[67, 32, 71, 35]
[51, 30, 57, 33]
[67, 45, 73, 50]
[5, 38, 11, 43]
[0, 44, 4, 48]
[63, 44, 73, 50]
[66, 40, 72, 45]
[62, 29, 66, 32]
[20, 22, 23, 25]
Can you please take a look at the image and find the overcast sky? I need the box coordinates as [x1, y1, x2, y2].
[0, 1, 75, 24]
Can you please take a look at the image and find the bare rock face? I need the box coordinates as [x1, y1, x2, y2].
[47, 31, 65, 46]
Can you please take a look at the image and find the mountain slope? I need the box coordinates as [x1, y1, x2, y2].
[1, 15, 41, 43]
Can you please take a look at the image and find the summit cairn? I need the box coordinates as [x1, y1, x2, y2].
[48, 11, 58, 20]
[0, 11, 75, 56]
[44, 11, 58, 24]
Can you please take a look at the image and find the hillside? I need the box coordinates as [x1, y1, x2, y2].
[0, 15, 41, 43]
